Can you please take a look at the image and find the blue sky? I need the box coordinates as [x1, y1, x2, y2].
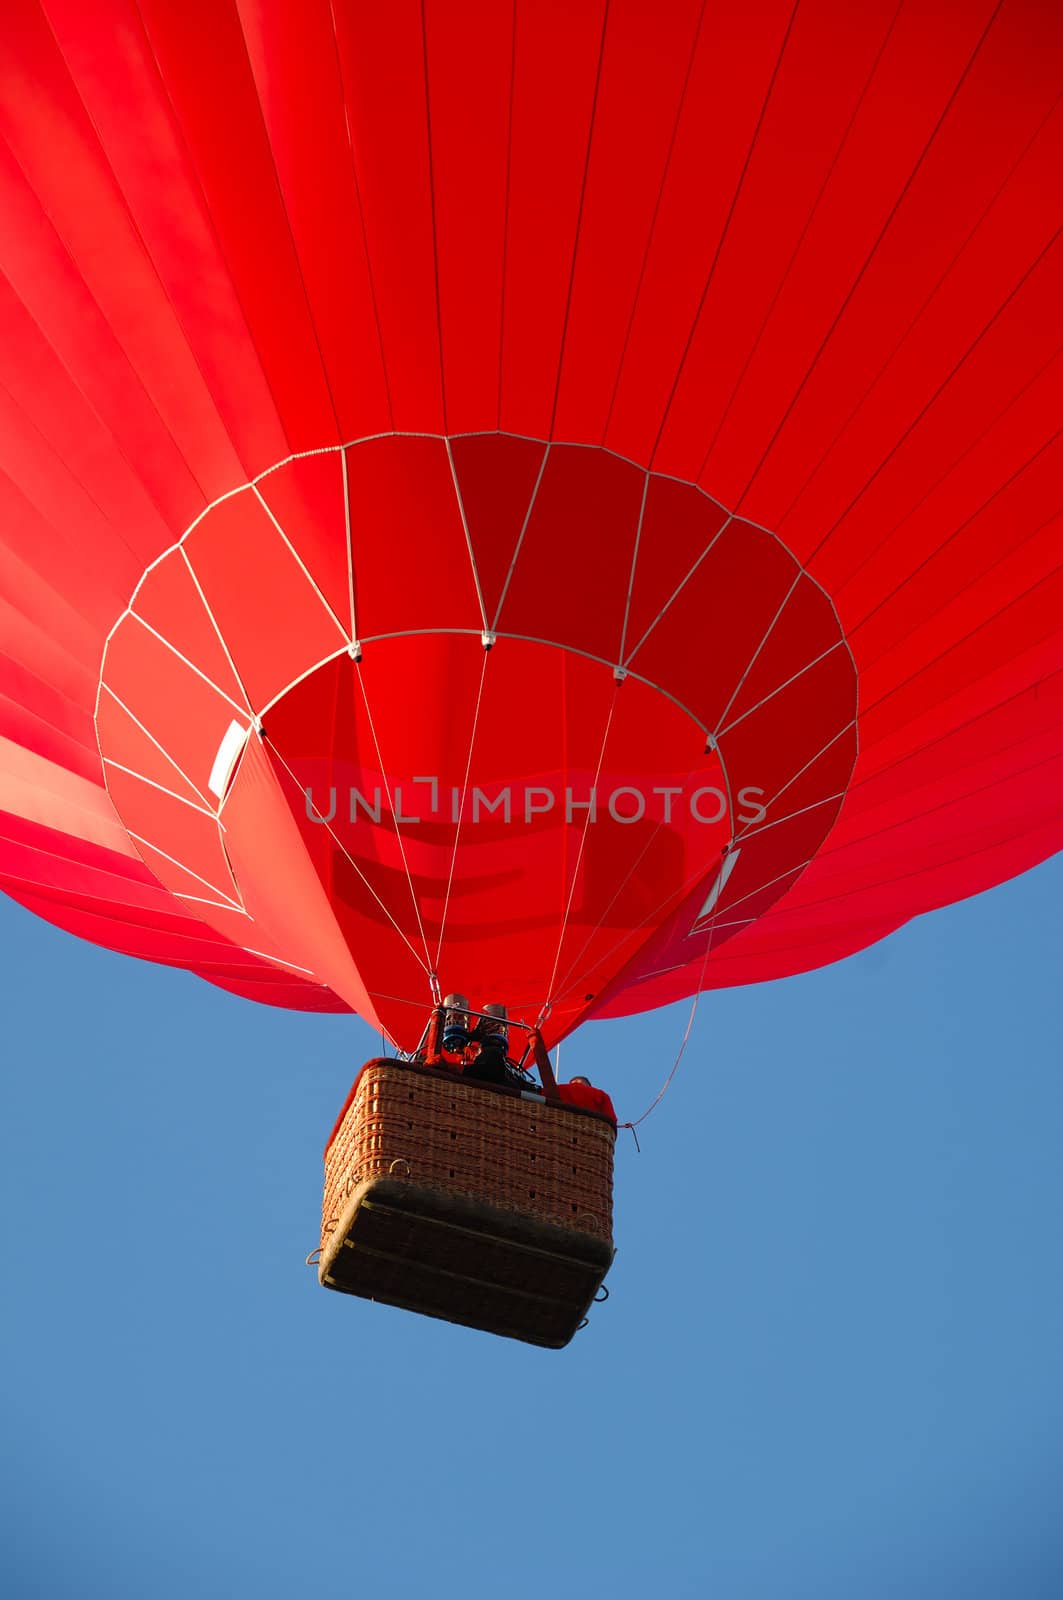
[2, 855, 1061, 1600]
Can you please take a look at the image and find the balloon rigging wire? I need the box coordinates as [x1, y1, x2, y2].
[433, 649, 490, 974]
[353, 658, 435, 977]
[264, 735, 432, 975]
[619, 896, 725, 1145]
[538, 681, 621, 1023]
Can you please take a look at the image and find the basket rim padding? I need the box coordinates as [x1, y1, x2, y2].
[323, 1053, 616, 1157]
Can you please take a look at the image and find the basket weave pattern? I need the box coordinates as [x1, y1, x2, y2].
[321, 1060, 615, 1256]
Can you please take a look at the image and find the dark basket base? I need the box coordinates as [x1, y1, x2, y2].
[320, 1175, 614, 1348]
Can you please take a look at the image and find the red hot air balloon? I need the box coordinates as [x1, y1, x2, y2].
[1, 1, 1061, 1339]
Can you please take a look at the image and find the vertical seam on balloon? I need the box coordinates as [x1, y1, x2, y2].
[103, 758, 219, 822]
[818, 319, 1063, 637]
[848, 440, 1063, 660]
[857, 561, 1063, 722]
[810, 300, 1056, 624]
[547, 809, 677, 1003]
[325, 1, 394, 429]
[694, 0, 907, 485]
[125, 612, 250, 717]
[489, 440, 550, 633]
[813, 745, 1063, 861]
[433, 649, 491, 974]
[98, 683, 216, 810]
[548, 0, 613, 439]
[553, 838, 747, 1013]
[111, 434, 826, 638]
[621, 511, 735, 668]
[0, 295, 165, 573]
[549, 742, 739, 1007]
[342, 447, 357, 643]
[123, 0, 310, 470]
[717, 640, 846, 738]
[250, 483, 352, 643]
[600, 0, 708, 445]
[497, 0, 518, 430]
[617, 471, 650, 665]
[847, 668, 1063, 799]
[178, 548, 255, 715]
[353, 658, 435, 976]
[445, 437, 490, 633]
[774, 94, 1063, 542]
[829, 346, 1063, 620]
[763, 814, 1058, 914]
[228, 2, 344, 441]
[0, 266, 179, 559]
[731, 0, 1009, 520]
[420, 0, 449, 433]
[736, 716, 855, 825]
[646, 0, 803, 472]
[562, 829, 776, 1012]
[558, 723, 857, 1005]
[538, 681, 620, 1015]
[713, 572, 803, 734]
[19, 6, 222, 504]
[264, 733, 432, 975]
[125, 829, 242, 907]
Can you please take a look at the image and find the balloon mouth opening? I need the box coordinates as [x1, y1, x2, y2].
[231, 631, 734, 1044]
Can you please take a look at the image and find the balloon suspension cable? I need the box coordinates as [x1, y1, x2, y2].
[433, 649, 490, 975]
[353, 658, 435, 975]
[264, 736, 433, 977]
[618, 888, 726, 1150]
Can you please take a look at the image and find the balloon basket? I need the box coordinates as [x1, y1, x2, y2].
[317, 1059, 615, 1347]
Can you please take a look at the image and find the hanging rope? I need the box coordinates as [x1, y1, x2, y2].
[263, 735, 432, 976]
[618, 891, 726, 1145]
[537, 682, 621, 1023]
[354, 658, 435, 978]
[434, 649, 490, 973]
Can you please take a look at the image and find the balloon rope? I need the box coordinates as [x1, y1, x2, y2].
[434, 650, 490, 973]
[265, 735, 431, 975]
[619, 987, 701, 1134]
[538, 682, 620, 1022]
[354, 660, 434, 978]
[619, 908, 723, 1139]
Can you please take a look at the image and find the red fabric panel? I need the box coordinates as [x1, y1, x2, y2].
[0, 4, 1058, 1046]
[255, 453, 354, 643]
[220, 732, 380, 1022]
[184, 489, 348, 707]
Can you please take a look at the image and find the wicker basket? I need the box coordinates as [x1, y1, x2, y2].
[318, 1058, 616, 1348]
